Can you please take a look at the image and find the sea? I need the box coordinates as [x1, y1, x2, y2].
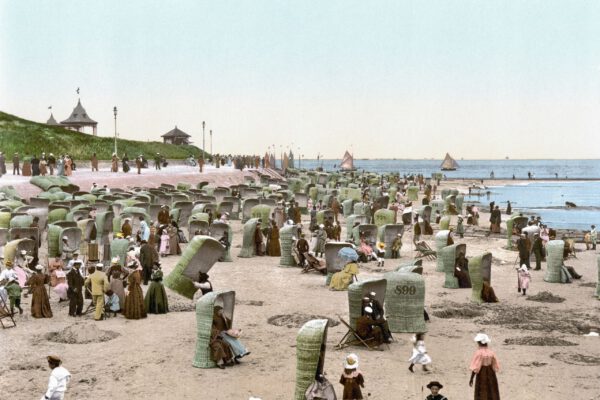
[297, 159, 600, 230]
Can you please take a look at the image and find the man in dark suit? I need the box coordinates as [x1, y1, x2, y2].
[66, 261, 85, 316]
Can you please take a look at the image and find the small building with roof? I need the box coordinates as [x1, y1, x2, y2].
[161, 126, 191, 145]
[60, 99, 98, 135]
[46, 113, 60, 126]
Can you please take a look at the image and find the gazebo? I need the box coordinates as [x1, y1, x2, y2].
[60, 99, 98, 135]
[46, 113, 60, 126]
[161, 126, 191, 145]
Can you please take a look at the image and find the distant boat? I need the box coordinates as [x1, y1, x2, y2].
[340, 150, 356, 171]
[440, 153, 459, 171]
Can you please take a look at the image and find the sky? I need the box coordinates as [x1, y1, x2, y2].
[1, 0, 600, 159]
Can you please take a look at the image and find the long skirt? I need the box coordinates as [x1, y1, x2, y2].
[31, 286, 53, 318]
[474, 365, 500, 400]
[144, 281, 169, 314]
[220, 333, 247, 357]
[110, 279, 126, 310]
[124, 284, 147, 319]
[53, 282, 69, 300]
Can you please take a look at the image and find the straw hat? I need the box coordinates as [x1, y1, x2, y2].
[5, 260, 12, 267]
[344, 353, 359, 370]
[474, 333, 491, 344]
[111, 257, 120, 265]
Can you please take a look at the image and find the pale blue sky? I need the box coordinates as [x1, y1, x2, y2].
[2, 1, 600, 159]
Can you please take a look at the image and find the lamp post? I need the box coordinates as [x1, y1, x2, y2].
[113, 106, 118, 155]
[202, 121, 206, 159]
[210, 130, 213, 155]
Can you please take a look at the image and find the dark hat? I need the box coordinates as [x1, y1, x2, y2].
[426, 381, 443, 389]
[47, 355, 61, 364]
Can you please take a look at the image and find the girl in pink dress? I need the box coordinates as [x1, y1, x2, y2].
[517, 264, 531, 296]
[469, 333, 500, 400]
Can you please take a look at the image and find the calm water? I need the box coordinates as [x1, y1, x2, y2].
[297, 159, 600, 179]
[293, 159, 600, 230]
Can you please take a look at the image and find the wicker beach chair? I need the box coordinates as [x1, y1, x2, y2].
[434, 230, 450, 271]
[383, 271, 427, 333]
[250, 204, 272, 226]
[324, 242, 354, 285]
[469, 252, 492, 303]
[545, 240, 565, 283]
[192, 290, 236, 369]
[3, 238, 36, 264]
[279, 225, 300, 267]
[238, 218, 261, 258]
[208, 222, 233, 262]
[440, 243, 466, 289]
[241, 199, 260, 223]
[352, 224, 378, 247]
[378, 224, 404, 259]
[164, 236, 225, 299]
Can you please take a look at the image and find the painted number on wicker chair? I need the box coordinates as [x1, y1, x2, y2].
[394, 285, 416, 295]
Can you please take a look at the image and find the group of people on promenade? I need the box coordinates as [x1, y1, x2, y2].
[0, 151, 73, 177]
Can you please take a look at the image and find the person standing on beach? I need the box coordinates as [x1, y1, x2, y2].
[111, 153, 119, 172]
[12, 152, 20, 175]
[42, 355, 71, 400]
[154, 153, 162, 170]
[506, 201, 512, 215]
[591, 225, 597, 250]
[47, 153, 56, 175]
[91, 152, 99, 172]
[531, 233, 544, 270]
[66, 261, 85, 317]
[0, 151, 6, 175]
[517, 264, 531, 295]
[85, 263, 109, 321]
[469, 333, 500, 400]
[517, 233, 530, 269]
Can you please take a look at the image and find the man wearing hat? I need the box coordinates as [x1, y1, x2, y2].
[139, 239, 158, 285]
[531, 232, 544, 270]
[12, 152, 20, 175]
[590, 224, 597, 250]
[517, 233, 530, 269]
[43, 355, 71, 400]
[426, 381, 447, 400]
[315, 224, 327, 258]
[84, 263, 109, 320]
[47, 153, 56, 175]
[66, 261, 85, 317]
[157, 205, 171, 225]
[4, 275, 23, 315]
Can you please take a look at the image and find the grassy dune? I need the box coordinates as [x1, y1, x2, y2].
[0, 111, 206, 160]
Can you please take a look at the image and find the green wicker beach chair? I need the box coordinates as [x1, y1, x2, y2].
[352, 224, 378, 246]
[239, 218, 261, 258]
[468, 252, 492, 303]
[3, 238, 36, 264]
[378, 224, 404, 259]
[434, 230, 450, 271]
[383, 271, 427, 333]
[324, 242, 354, 285]
[346, 279, 387, 330]
[241, 199, 260, 223]
[544, 240, 564, 283]
[373, 209, 395, 228]
[440, 243, 466, 289]
[192, 290, 236, 369]
[164, 235, 224, 299]
[279, 225, 300, 267]
[294, 319, 329, 400]
[208, 222, 233, 262]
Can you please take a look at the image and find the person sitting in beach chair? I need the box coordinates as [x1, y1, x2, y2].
[481, 279, 499, 303]
[210, 305, 250, 369]
[355, 307, 386, 348]
[302, 253, 327, 275]
[562, 236, 577, 259]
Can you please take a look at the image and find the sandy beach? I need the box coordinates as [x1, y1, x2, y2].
[1, 167, 599, 400]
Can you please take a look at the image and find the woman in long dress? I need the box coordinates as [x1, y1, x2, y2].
[469, 333, 501, 400]
[159, 226, 170, 257]
[329, 261, 359, 291]
[56, 157, 65, 176]
[107, 259, 129, 309]
[124, 266, 146, 319]
[52, 268, 69, 301]
[26, 266, 53, 318]
[111, 154, 119, 173]
[212, 306, 249, 361]
[266, 221, 281, 257]
[168, 222, 180, 255]
[144, 265, 168, 314]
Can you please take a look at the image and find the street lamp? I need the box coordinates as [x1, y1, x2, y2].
[210, 130, 213, 155]
[202, 121, 206, 159]
[113, 106, 118, 155]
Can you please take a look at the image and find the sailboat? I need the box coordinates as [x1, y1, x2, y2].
[340, 150, 356, 171]
[440, 153, 459, 171]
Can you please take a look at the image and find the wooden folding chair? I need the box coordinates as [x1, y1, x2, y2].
[301, 252, 327, 275]
[336, 316, 379, 351]
[0, 296, 17, 329]
[415, 241, 437, 260]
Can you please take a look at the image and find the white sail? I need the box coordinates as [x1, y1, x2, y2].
[440, 153, 459, 170]
[340, 150, 355, 171]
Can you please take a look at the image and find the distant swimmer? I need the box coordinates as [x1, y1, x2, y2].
[565, 201, 577, 208]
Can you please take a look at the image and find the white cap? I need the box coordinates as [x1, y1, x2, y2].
[35, 265, 43, 271]
[364, 306, 373, 314]
[20, 250, 27, 255]
[474, 333, 491, 344]
[344, 353, 359, 370]
[95, 262, 104, 268]
[319, 224, 324, 228]
[111, 257, 120, 264]
[62, 236, 68, 240]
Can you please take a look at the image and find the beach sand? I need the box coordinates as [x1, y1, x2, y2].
[1, 167, 599, 400]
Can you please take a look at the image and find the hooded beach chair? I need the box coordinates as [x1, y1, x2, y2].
[324, 242, 354, 285]
[209, 222, 233, 262]
[383, 271, 427, 333]
[294, 319, 332, 400]
[469, 252, 492, 303]
[192, 290, 236, 368]
[440, 243, 466, 289]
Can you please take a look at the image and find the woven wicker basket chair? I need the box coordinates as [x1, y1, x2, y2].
[239, 218, 261, 258]
[439, 216, 451, 230]
[213, 188, 229, 204]
[434, 230, 450, 272]
[109, 237, 130, 267]
[223, 196, 241, 219]
[9, 215, 33, 229]
[25, 208, 48, 231]
[48, 208, 68, 225]
[347, 279, 387, 330]
[241, 199, 260, 223]
[353, 202, 368, 217]
[250, 204, 272, 226]
[324, 242, 354, 285]
[294, 319, 329, 400]
[147, 204, 162, 224]
[77, 219, 96, 242]
[92, 200, 111, 214]
[407, 186, 419, 201]
[429, 200, 445, 220]
[395, 259, 424, 275]
[217, 201, 233, 217]
[352, 224, 378, 246]
[189, 220, 210, 237]
[260, 198, 277, 208]
[58, 227, 82, 255]
[95, 211, 114, 245]
[383, 271, 427, 333]
[544, 240, 564, 283]
[8, 227, 38, 244]
[240, 187, 259, 199]
[279, 225, 300, 267]
[378, 224, 404, 258]
[164, 236, 224, 299]
[316, 210, 334, 226]
[0, 228, 8, 247]
[4, 238, 36, 263]
[373, 209, 395, 228]
[342, 199, 356, 217]
[170, 193, 190, 205]
[418, 205, 432, 223]
[294, 193, 308, 213]
[468, 252, 492, 303]
[208, 222, 232, 262]
[345, 215, 367, 241]
[192, 290, 236, 368]
[172, 201, 193, 228]
[506, 215, 529, 248]
[29, 197, 50, 208]
[440, 243, 466, 289]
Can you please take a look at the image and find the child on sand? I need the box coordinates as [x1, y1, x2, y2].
[339, 353, 365, 400]
[409, 333, 431, 372]
[517, 264, 531, 296]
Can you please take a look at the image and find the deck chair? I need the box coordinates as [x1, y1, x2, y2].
[0, 296, 17, 329]
[415, 241, 436, 260]
[301, 252, 327, 274]
[336, 316, 384, 351]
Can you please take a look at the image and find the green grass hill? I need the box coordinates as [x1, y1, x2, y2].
[0, 111, 207, 160]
